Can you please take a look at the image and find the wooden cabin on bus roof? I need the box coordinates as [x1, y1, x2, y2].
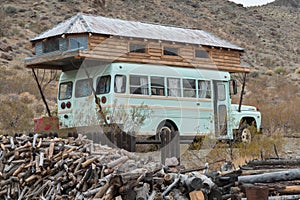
[25, 13, 249, 73]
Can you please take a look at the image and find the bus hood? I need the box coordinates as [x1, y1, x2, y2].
[231, 104, 258, 112]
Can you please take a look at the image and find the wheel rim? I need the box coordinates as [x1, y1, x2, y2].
[241, 128, 251, 143]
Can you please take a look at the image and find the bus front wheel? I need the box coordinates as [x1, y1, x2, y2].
[241, 126, 251, 143]
[234, 123, 252, 143]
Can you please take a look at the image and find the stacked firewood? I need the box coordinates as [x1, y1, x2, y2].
[0, 134, 221, 200]
[215, 159, 300, 199]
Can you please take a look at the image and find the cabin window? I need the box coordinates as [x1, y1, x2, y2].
[167, 78, 181, 97]
[59, 82, 73, 100]
[195, 49, 210, 58]
[198, 80, 211, 98]
[96, 75, 111, 94]
[114, 75, 126, 93]
[183, 79, 196, 97]
[75, 78, 92, 98]
[163, 47, 179, 56]
[129, 43, 147, 53]
[42, 38, 60, 53]
[151, 76, 165, 96]
[130, 75, 148, 95]
[68, 37, 88, 50]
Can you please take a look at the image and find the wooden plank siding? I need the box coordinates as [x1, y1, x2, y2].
[26, 34, 249, 73]
[83, 35, 249, 73]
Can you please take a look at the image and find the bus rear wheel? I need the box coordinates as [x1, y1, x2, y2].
[158, 121, 175, 133]
[157, 121, 176, 146]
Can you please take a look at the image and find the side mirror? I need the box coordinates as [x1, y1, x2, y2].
[230, 80, 238, 95]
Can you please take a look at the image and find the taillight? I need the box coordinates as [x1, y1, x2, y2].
[66, 101, 71, 108]
[101, 96, 107, 104]
[61, 102, 66, 109]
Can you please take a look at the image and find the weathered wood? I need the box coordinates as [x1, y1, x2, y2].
[238, 169, 300, 184]
[81, 157, 98, 168]
[241, 194, 300, 200]
[107, 156, 129, 169]
[189, 190, 205, 200]
[134, 183, 149, 200]
[240, 168, 291, 176]
[277, 186, 300, 194]
[246, 159, 300, 168]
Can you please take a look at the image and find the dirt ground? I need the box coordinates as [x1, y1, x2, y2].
[136, 135, 300, 171]
[281, 136, 300, 159]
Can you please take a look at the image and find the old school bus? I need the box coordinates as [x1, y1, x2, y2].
[25, 14, 261, 150]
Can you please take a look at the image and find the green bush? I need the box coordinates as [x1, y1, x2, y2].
[5, 6, 17, 14]
[274, 66, 286, 74]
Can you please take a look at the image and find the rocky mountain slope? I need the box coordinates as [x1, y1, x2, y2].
[0, 0, 299, 133]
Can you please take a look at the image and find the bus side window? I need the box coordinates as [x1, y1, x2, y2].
[75, 79, 92, 98]
[167, 78, 181, 97]
[114, 75, 126, 93]
[198, 80, 211, 98]
[151, 76, 165, 96]
[130, 75, 148, 95]
[96, 75, 111, 94]
[183, 79, 196, 98]
[59, 82, 73, 100]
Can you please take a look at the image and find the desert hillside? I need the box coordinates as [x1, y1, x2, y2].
[0, 0, 299, 134]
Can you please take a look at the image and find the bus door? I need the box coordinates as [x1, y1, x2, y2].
[73, 78, 98, 127]
[213, 81, 228, 137]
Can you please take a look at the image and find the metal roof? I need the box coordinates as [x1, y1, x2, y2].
[30, 13, 244, 51]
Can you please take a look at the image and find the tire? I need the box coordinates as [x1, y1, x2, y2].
[235, 123, 252, 143]
[157, 121, 180, 161]
[157, 121, 175, 134]
[241, 126, 252, 143]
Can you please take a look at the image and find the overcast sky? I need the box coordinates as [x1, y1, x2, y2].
[228, 0, 275, 7]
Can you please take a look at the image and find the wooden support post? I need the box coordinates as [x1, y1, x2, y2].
[160, 130, 166, 165]
[238, 73, 247, 112]
[32, 68, 51, 117]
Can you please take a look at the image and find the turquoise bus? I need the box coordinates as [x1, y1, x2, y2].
[57, 62, 261, 143]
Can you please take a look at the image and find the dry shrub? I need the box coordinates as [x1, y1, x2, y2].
[0, 68, 40, 97]
[0, 6, 11, 37]
[244, 76, 300, 134]
[0, 96, 34, 135]
[19, 92, 36, 104]
[264, 69, 274, 76]
[202, 133, 284, 171]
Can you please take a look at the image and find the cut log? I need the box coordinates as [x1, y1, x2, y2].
[238, 169, 300, 184]
[189, 190, 205, 200]
[277, 186, 300, 194]
[246, 159, 300, 169]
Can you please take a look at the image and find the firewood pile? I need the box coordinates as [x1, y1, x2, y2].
[0, 134, 223, 200]
[1, 133, 300, 200]
[214, 159, 300, 199]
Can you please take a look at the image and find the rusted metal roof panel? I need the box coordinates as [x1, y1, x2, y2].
[30, 13, 243, 51]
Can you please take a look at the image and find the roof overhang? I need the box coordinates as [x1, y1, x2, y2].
[25, 50, 84, 71]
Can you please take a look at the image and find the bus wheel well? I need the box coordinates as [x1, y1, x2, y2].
[157, 120, 178, 133]
[236, 117, 257, 143]
[240, 117, 257, 127]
